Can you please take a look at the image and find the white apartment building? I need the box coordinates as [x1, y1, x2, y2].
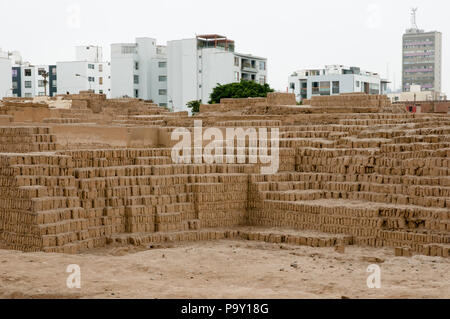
[167, 34, 267, 112]
[0, 49, 12, 99]
[110, 38, 167, 106]
[288, 65, 389, 102]
[57, 45, 111, 97]
[388, 84, 446, 102]
[2, 49, 56, 98]
[19, 64, 57, 98]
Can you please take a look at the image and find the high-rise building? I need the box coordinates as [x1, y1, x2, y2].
[402, 8, 442, 93]
[167, 34, 267, 112]
[57, 45, 110, 97]
[110, 38, 167, 106]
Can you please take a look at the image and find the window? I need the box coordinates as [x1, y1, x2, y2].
[159, 89, 167, 96]
[88, 77, 95, 82]
[159, 103, 167, 107]
[259, 77, 265, 85]
[38, 80, 45, 87]
[319, 81, 330, 96]
[52, 80, 57, 87]
[38, 68, 46, 76]
[99, 77, 103, 85]
[121, 46, 136, 54]
[134, 89, 139, 98]
[259, 61, 266, 70]
[24, 93, 32, 97]
[289, 83, 295, 90]
[88, 64, 95, 70]
[25, 81, 32, 88]
[332, 81, 340, 94]
[99, 90, 103, 94]
[234, 57, 239, 67]
[234, 72, 239, 81]
[300, 81, 307, 99]
[312, 82, 319, 95]
[24, 69, 32, 76]
[51, 67, 56, 75]
[158, 61, 167, 68]
[356, 81, 360, 88]
[158, 75, 167, 82]
[134, 62, 139, 70]
[369, 83, 380, 95]
[98, 64, 103, 72]
[38, 92, 45, 96]
[134, 75, 139, 84]
[12, 69, 18, 77]
[12, 81, 18, 89]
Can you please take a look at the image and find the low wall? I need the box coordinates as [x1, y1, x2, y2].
[416, 101, 450, 113]
[266, 92, 296, 106]
[50, 124, 160, 149]
[1, 104, 61, 123]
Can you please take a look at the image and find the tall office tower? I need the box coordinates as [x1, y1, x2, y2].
[402, 8, 442, 93]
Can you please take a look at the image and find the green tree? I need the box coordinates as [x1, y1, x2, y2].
[208, 80, 274, 104]
[186, 100, 201, 114]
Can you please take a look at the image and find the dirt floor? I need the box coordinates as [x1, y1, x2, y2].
[0, 240, 448, 299]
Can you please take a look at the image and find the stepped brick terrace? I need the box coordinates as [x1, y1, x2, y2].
[0, 92, 448, 260]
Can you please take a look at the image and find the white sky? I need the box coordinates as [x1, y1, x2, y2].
[0, 0, 448, 93]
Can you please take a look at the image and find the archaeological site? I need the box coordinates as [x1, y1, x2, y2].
[0, 91, 448, 262]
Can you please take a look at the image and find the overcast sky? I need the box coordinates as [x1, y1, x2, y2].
[0, 0, 448, 93]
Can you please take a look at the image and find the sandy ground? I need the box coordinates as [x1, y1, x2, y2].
[0, 240, 448, 299]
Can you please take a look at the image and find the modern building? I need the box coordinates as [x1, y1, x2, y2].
[57, 45, 111, 97]
[402, 8, 442, 93]
[167, 34, 267, 112]
[0, 49, 13, 99]
[1, 48, 57, 98]
[288, 65, 389, 102]
[110, 38, 167, 106]
[11, 64, 57, 98]
[388, 84, 446, 102]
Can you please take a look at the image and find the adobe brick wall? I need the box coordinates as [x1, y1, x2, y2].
[0, 95, 448, 257]
[266, 93, 296, 106]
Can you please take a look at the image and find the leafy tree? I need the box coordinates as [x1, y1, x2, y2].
[186, 100, 201, 113]
[209, 80, 274, 104]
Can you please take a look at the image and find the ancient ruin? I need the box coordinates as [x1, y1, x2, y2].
[0, 92, 448, 258]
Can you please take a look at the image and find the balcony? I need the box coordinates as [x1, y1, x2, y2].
[241, 62, 257, 73]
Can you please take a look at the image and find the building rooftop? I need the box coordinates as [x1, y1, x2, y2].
[291, 65, 381, 78]
[196, 34, 235, 52]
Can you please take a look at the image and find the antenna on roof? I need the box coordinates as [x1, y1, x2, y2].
[410, 7, 419, 30]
